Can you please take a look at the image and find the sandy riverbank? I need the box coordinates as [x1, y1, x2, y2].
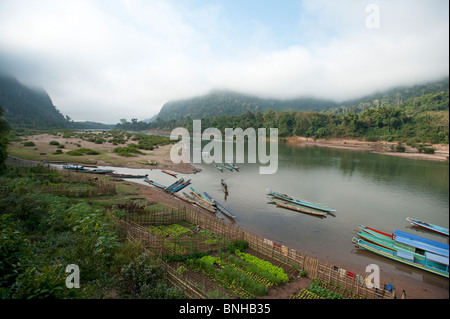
[8, 132, 197, 174]
[285, 136, 449, 162]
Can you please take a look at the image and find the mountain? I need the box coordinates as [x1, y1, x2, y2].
[155, 79, 449, 121]
[0, 74, 67, 129]
[156, 90, 339, 121]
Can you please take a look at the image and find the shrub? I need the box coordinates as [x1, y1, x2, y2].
[395, 142, 406, 152]
[49, 141, 60, 146]
[113, 146, 144, 157]
[23, 141, 35, 146]
[66, 148, 100, 156]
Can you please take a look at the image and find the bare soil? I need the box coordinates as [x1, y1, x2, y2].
[286, 136, 449, 162]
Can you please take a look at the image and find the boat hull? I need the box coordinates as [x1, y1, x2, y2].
[267, 189, 335, 213]
[354, 238, 449, 278]
[407, 217, 449, 237]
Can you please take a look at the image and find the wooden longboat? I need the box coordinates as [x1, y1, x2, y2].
[267, 196, 327, 217]
[161, 169, 178, 178]
[220, 179, 228, 195]
[190, 187, 215, 206]
[170, 179, 191, 193]
[353, 227, 449, 278]
[181, 192, 216, 213]
[90, 169, 115, 174]
[165, 178, 185, 192]
[106, 173, 147, 178]
[219, 163, 233, 171]
[203, 192, 236, 219]
[267, 189, 336, 213]
[406, 217, 449, 237]
[143, 176, 166, 189]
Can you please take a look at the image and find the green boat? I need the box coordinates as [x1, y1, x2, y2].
[267, 189, 336, 213]
[353, 226, 449, 278]
[267, 196, 327, 217]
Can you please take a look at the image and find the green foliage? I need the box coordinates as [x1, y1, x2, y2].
[225, 240, 249, 254]
[147, 224, 192, 237]
[120, 253, 184, 298]
[66, 148, 100, 156]
[307, 281, 345, 299]
[49, 140, 60, 145]
[23, 141, 35, 146]
[0, 106, 9, 172]
[235, 250, 289, 284]
[0, 74, 67, 129]
[148, 79, 449, 145]
[0, 165, 181, 299]
[113, 145, 144, 157]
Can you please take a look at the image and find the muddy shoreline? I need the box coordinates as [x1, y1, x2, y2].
[285, 136, 449, 162]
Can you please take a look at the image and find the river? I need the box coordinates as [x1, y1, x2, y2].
[58, 139, 450, 298]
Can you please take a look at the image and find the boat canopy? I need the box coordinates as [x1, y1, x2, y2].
[393, 230, 449, 258]
[426, 252, 449, 266]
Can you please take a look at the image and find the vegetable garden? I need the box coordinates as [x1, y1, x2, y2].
[117, 207, 395, 299]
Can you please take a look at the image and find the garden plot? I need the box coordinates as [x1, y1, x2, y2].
[145, 222, 234, 256]
[172, 250, 296, 299]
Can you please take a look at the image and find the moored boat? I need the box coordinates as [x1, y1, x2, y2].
[220, 179, 228, 195]
[170, 179, 192, 193]
[161, 169, 178, 178]
[62, 164, 90, 172]
[267, 196, 327, 217]
[203, 192, 236, 219]
[143, 176, 166, 189]
[106, 173, 148, 178]
[219, 163, 234, 171]
[406, 217, 449, 237]
[212, 163, 223, 172]
[267, 189, 336, 213]
[227, 163, 239, 171]
[90, 169, 115, 174]
[353, 227, 449, 278]
[165, 178, 185, 192]
[190, 187, 215, 206]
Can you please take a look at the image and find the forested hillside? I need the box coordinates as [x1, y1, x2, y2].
[0, 74, 67, 129]
[145, 80, 449, 145]
[156, 90, 338, 121]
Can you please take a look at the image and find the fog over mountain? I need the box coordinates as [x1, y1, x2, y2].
[0, 0, 448, 123]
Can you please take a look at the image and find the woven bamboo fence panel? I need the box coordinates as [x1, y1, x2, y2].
[116, 207, 393, 299]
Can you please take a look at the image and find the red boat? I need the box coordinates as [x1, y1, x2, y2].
[161, 169, 177, 178]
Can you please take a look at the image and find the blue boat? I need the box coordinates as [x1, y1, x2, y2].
[165, 178, 185, 192]
[143, 176, 166, 189]
[267, 189, 336, 213]
[407, 217, 449, 237]
[212, 163, 223, 172]
[203, 192, 236, 219]
[190, 187, 215, 206]
[170, 179, 192, 193]
[219, 163, 234, 171]
[353, 227, 449, 278]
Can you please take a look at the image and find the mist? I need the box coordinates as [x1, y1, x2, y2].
[0, 0, 448, 123]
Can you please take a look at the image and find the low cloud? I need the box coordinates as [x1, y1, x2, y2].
[0, 0, 448, 123]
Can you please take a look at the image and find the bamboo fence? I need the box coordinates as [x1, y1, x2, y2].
[116, 207, 394, 299]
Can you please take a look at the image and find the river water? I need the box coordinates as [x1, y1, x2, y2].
[68, 139, 449, 298]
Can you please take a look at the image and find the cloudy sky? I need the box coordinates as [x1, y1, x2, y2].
[0, 0, 448, 123]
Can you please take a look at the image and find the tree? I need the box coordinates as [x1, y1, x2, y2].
[0, 106, 10, 172]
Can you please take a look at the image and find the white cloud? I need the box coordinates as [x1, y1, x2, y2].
[0, 0, 448, 123]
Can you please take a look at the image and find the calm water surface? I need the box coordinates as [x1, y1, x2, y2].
[95, 140, 449, 297]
